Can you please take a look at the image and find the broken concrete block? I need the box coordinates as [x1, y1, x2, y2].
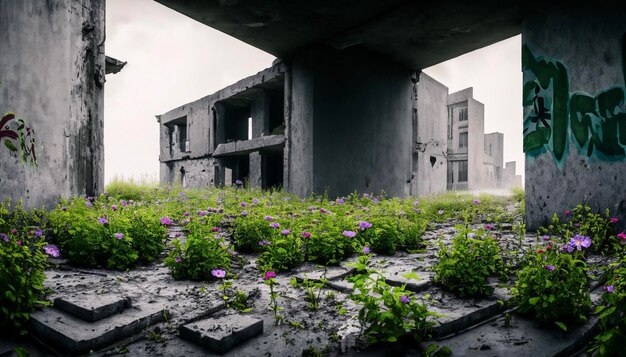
[54, 294, 130, 322]
[179, 314, 263, 353]
[29, 303, 166, 355]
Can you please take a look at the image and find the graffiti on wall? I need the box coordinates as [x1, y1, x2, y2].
[523, 34, 626, 166]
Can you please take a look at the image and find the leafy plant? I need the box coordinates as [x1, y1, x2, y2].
[538, 204, 617, 254]
[434, 226, 502, 297]
[589, 255, 626, 356]
[512, 240, 590, 326]
[164, 229, 231, 281]
[0, 228, 49, 333]
[233, 215, 274, 252]
[348, 255, 435, 345]
[256, 230, 303, 272]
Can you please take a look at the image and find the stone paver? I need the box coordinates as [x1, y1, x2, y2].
[29, 302, 166, 355]
[179, 314, 263, 354]
[54, 294, 130, 322]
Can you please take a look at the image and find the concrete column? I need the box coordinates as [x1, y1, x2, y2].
[251, 92, 270, 137]
[249, 151, 263, 188]
[523, 9, 626, 230]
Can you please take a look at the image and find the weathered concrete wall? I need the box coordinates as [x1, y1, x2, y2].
[502, 161, 522, 189]
[468, 97, 485, 189]
[414, 72, 448, 197]
[288, 47, 413, 198]
[483, 132, 504, 187]
[0, 0, 105, 207]
[523, 9, 626, 230]
[160, 158, 215, 188]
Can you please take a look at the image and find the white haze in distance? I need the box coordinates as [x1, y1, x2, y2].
[105, 0, 523, 185]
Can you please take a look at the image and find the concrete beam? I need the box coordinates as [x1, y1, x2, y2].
[213, 135, 285, 157]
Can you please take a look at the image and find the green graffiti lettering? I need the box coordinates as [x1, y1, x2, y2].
[523, 35, 626, 166]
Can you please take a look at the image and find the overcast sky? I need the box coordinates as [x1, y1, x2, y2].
[105, 0, 523, 185]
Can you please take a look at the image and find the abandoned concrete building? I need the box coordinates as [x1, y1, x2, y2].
[2, 1, 625, 230]
[158, 70, 521, 195]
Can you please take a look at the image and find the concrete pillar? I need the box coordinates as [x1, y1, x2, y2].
[523, 9, 626, 230]
[251, 92, 270, 138]
[249, 151, 263, 188]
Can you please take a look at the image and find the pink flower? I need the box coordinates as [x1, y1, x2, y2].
[211, 269, 226, 278]
[484, 224, 494, 230]
[617, 232, 626, 243]
[565, 210, 571, 216]
[43, 244, 61, 257]
[111, 205, 118, 211]
[160, 217, 173, 226]
[264, 271, 277, 281]
[301, 232, 311, 238]
[610, 217, 619, 223]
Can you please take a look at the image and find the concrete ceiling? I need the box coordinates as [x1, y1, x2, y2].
[154, 0, 530, 69]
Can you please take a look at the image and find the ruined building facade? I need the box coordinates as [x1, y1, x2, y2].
[158, 64, 520, 196]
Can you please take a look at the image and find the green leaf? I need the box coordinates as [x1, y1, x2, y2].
[528, 297, 540, 305]
[4, 139, 18, 152]
[554, 321, 567, 331]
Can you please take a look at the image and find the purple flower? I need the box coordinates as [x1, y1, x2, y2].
[241, 202, 247, 207]
[264, 215, 274, 221]
[264, 271, 277, 281]
[320, 208, 327, 214]
[43, 244, 61, 257]
[603, 285, 615, 293]
[86, 196, 94, 202]
[235, 179, 243, 186]
[362, 246, 371, 254]
[184, 211, 190, 217]
[560, 243, 574, 253]
[114, 233, 124, 239]
[400, 295, 410, 304]
[473, 199, 481, 205]
[270, 222, 280, 229]
[308, 206, 316, 212]
[35, 229, 43, 237]
[343, 230, 357, 238]
[175, 256, 182, 263]
[301, 231, 311, 239]
[281, 229, 291, 235]
[160, 217, 173, 226]
[543, 265, 555, 271]
[241, 210, 248, 216]
[111, 205, 118, 211]
[359, 221, 373, 231]
[438, 209, 444, 215]
[61, 206, 68, 211]
[211, 269, 226, 278]
[336, 198, 345, 204]
[120, 200, 127, 207]
[253, 198, 259, 205]
[98, 217, 108, 225]
[10, 229, 17, 234]
[85, 202, 93, 208]
[259, 240, 271, 246]
[569, 235, 591, 250]
[1, 233, 8, 243]
[574, 223, 580, 228]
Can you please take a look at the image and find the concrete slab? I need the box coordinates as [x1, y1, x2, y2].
[54, 294, 130, 322]
[424, 314, 599, 357]
[29, 303, 166, 355]
[179, 314, 263, 354]
[427, 286, 512, 338]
